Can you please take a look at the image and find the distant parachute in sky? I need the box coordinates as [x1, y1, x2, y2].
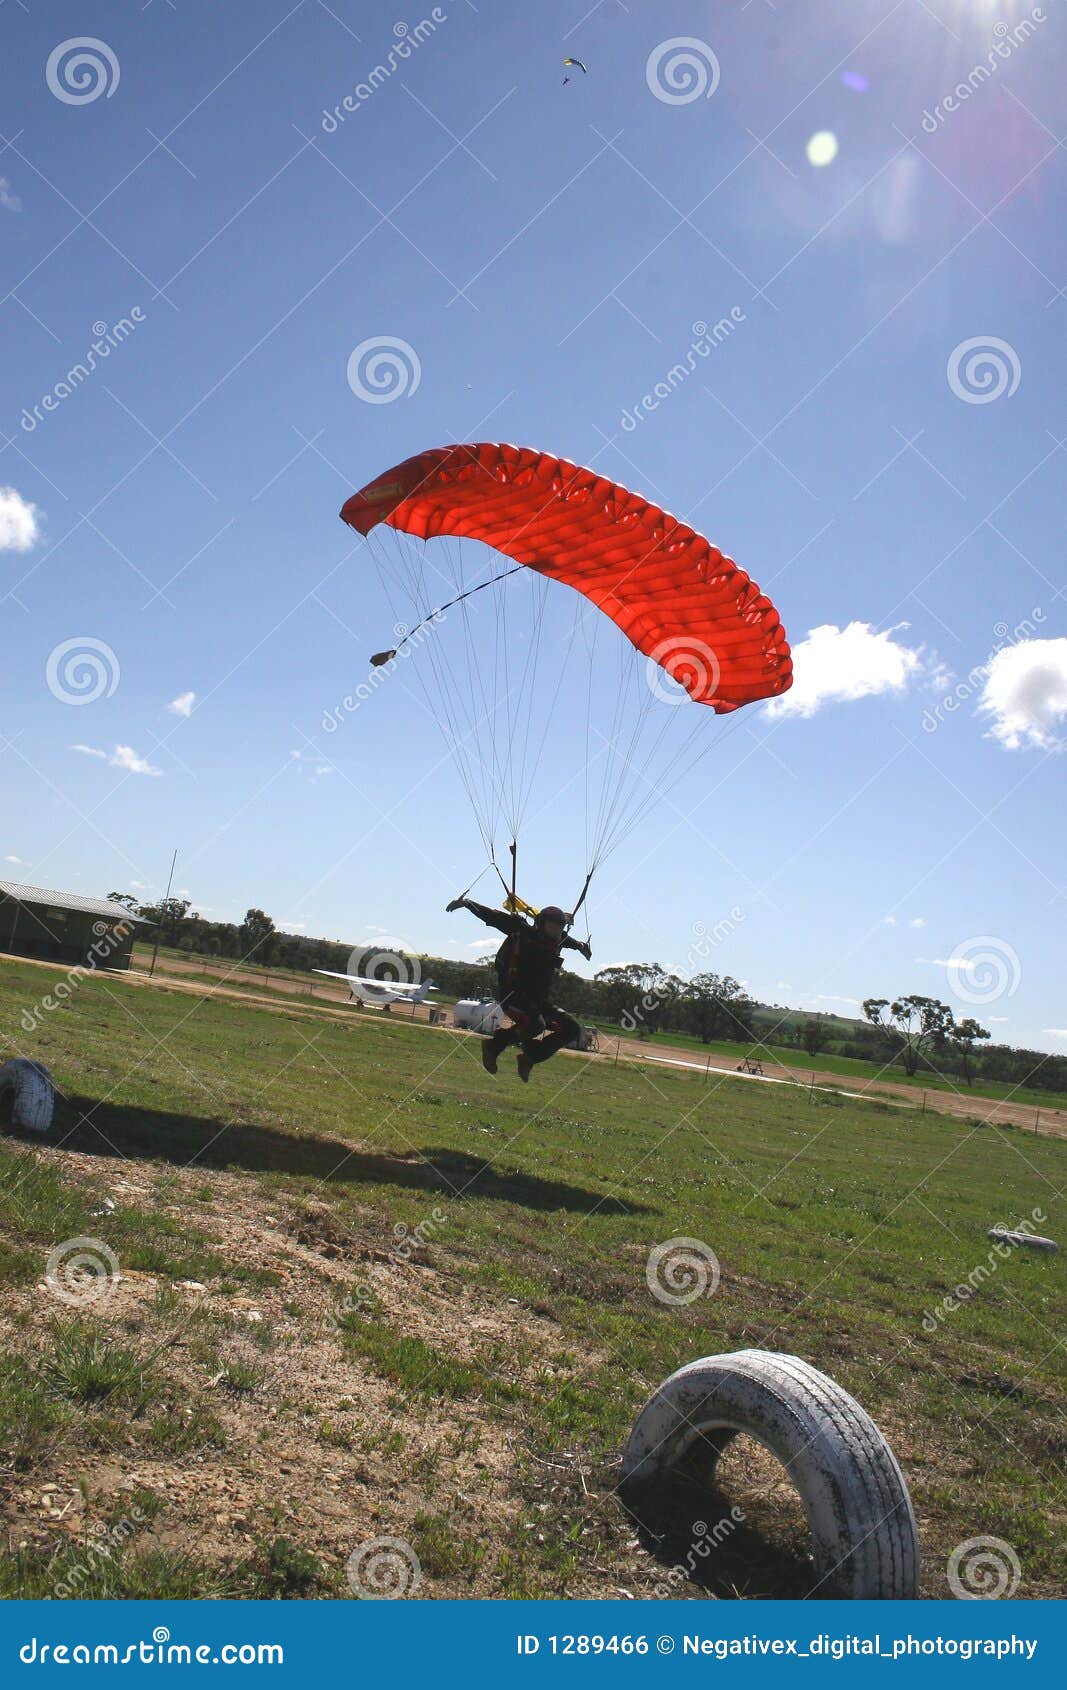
[562, 56, 588, 85]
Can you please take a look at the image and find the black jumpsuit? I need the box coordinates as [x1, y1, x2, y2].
[461, 900, 584, 1068]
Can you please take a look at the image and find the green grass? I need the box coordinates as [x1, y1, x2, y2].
[339, 1314, 513, 1403]
[1, 950, 1065, 1597]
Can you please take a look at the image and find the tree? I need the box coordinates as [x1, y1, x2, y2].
[801, 1018, 828, 1058]
[239, 908, 276, 964]
[864, 994, 955, 1077]
[107, 892, 141, 913]
[682, 973, 755, 1044]
[594, 963, 672, 1035]
[954, 1017, 990, 1085]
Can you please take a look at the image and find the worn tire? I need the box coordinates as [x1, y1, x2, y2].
[621, 1349, 920, 1599]
[0, 1059, 56, 1134]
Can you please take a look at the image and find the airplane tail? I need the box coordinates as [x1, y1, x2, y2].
[413, 979, 436, 1002]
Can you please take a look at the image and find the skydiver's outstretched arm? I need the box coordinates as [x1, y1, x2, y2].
[445, 897, 520, 936]
[562, 931, 592, 961]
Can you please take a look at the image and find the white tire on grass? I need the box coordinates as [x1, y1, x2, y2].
[621, 1349, 920, 1599]
[0, 1059, 56, 1134]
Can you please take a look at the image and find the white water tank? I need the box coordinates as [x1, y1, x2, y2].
[453, 998, 505, 1033]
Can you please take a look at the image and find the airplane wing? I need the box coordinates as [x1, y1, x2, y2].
[313, 971, 436, 994]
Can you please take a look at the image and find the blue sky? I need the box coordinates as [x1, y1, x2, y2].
[1, 0, 1063, 1049]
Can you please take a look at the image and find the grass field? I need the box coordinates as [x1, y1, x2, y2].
[134, 943, 1067, 1117]
[1, 953, 1064, 1600]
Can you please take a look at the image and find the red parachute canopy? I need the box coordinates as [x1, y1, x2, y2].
[340, 443, 791, 712]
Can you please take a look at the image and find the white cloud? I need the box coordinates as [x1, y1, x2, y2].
[909, 916, 925, 929]
[467, 939, 498, 953]
[883, 915, 898, 926]
[1043, 1028, 1067, 1040]
[3, 854, 25, 864]
[767, 621, 923, 719]
[168, 691, 196, 718]
[0, 487, 40, 553]
[978, 638, 1067, 750]
[0, 178, 20, 213]
[73, 743, 162, 776]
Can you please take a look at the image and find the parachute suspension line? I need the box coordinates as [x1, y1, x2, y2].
[372, 528, 501, 872]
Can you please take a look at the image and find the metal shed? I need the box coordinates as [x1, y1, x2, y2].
[0, 880, 145, 971]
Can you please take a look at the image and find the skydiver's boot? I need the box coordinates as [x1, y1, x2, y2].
[516, 1050, 533, 1084]
[481, 1040, 499, 1076]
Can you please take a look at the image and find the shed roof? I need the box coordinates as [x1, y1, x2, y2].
[0, 880, 147, 923]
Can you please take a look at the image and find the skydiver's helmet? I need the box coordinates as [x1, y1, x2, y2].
[535, 905, 570, 944]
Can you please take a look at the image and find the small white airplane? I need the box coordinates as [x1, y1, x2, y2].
[313, 970, 438, 1012]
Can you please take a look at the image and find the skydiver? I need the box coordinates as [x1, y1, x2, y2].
[445, 897, 591, 1082]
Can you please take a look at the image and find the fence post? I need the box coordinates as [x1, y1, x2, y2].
[614, 1039, 620, 1067]
[922, 1091, 927, 1115]
[809, 1070, 816, 1101]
